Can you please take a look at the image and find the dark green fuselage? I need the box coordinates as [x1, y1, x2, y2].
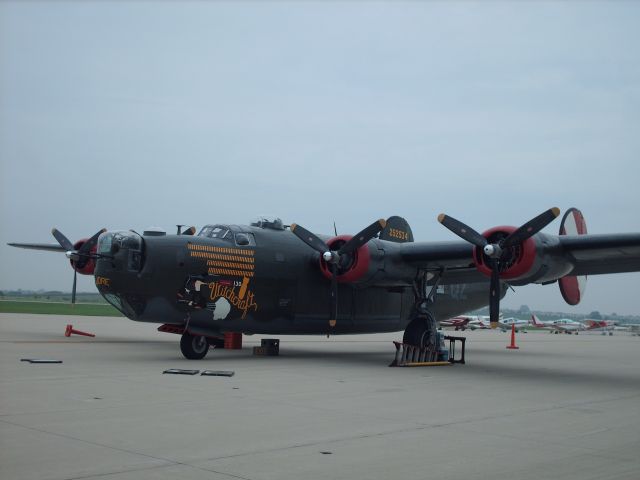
[94, 224, 490, 336]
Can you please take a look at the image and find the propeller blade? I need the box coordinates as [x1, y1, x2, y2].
[290, 223, 330, 254]
[71, 269, 77, 305]
[291, 219, 387, 328]
[489, 261, 501, 328]
[78, 228, 107, 256]
[501, 208, 560, 248]
[8, 243, 65, 252]
[51, 228, 74, 251]
[329, 264, 337, 328]
[437, 214, 487, 248]
[338, 219, 387, 255]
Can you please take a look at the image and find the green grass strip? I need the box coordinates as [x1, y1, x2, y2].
[0, 301, 123, 317]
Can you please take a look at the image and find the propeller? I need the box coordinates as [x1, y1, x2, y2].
[438, 208, 560, 328]
[51, 228, 106, 304]
[290, 219, 387, 327]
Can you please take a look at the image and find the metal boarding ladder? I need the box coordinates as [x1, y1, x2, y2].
[389, 335, 466, 367]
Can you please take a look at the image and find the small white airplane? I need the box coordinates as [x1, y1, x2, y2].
[499, 317, 529, 332]
[530, 314, 585, 334]
[468, 314, 500, 330]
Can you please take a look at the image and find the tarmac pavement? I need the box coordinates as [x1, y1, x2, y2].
[1, 313, 639, 480]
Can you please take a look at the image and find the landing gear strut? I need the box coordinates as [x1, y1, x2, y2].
[180, 333, 209, 360]
[404, 269, 441, 349]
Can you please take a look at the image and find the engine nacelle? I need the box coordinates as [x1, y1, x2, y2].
[473, 226, 538, 281]
[71, 238, 97, 275]
[473, 226, 574, 286]
[319, 235, 381, 284]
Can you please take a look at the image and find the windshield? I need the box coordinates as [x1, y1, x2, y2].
[198, 225, 231, 239]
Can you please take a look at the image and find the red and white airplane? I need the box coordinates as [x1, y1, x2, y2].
[583, 319, 616, 331]
[530, 314, 585, 334]
[439, 316, 472, 331]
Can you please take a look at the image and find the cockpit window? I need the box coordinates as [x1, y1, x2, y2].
[198, 226, 230, 239]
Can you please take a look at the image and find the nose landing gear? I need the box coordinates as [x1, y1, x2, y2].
[180, 333, 209, 360]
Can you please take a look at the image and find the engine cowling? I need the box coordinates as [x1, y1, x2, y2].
[473, 226, 538, 281]
[319, 235, 372, 283]
[71, 238, 97, 275]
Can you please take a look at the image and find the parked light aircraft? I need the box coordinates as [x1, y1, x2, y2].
[499, 317, 530, 332]
[530, 314, 585, 334]
[439, 316, 472, 330]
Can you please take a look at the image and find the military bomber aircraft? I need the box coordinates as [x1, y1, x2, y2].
[9, 208, 640, 359]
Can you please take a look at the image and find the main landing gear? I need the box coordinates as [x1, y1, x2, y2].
[404, 269, 442, 349]
[403, 313, 438, 348]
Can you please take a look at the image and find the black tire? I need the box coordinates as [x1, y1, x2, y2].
[403, 314, 436, 348]
[180, 333, 209, 360]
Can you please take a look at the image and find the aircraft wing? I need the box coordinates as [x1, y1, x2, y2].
[396, 233, 640, 285]
[399, 241, 484, 285]
[7, 243, 65, 252]
[558, 234, 640, 276]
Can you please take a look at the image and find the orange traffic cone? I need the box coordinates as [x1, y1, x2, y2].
[65, 324, 95, 338]
[506, 323, 519, 349]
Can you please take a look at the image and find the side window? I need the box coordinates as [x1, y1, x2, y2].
[234, 233, 256, 246]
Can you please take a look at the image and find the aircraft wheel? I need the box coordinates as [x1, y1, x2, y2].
[180, 333, 209, 360]
[403, 314, 436, 348]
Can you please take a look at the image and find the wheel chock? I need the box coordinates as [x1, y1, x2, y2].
[65, 324, 95, 338]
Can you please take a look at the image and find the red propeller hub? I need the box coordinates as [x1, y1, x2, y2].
[71, 239, 97, 275]
[473, 226, 537, 280]
[319, 235, 371, 283]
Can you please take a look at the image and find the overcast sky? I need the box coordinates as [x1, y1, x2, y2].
[1, 1, 639, 315]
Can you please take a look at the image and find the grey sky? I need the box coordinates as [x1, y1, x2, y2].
[1, 1, 639, 315]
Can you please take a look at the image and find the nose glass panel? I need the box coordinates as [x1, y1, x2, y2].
[97, 231, 144, 271]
